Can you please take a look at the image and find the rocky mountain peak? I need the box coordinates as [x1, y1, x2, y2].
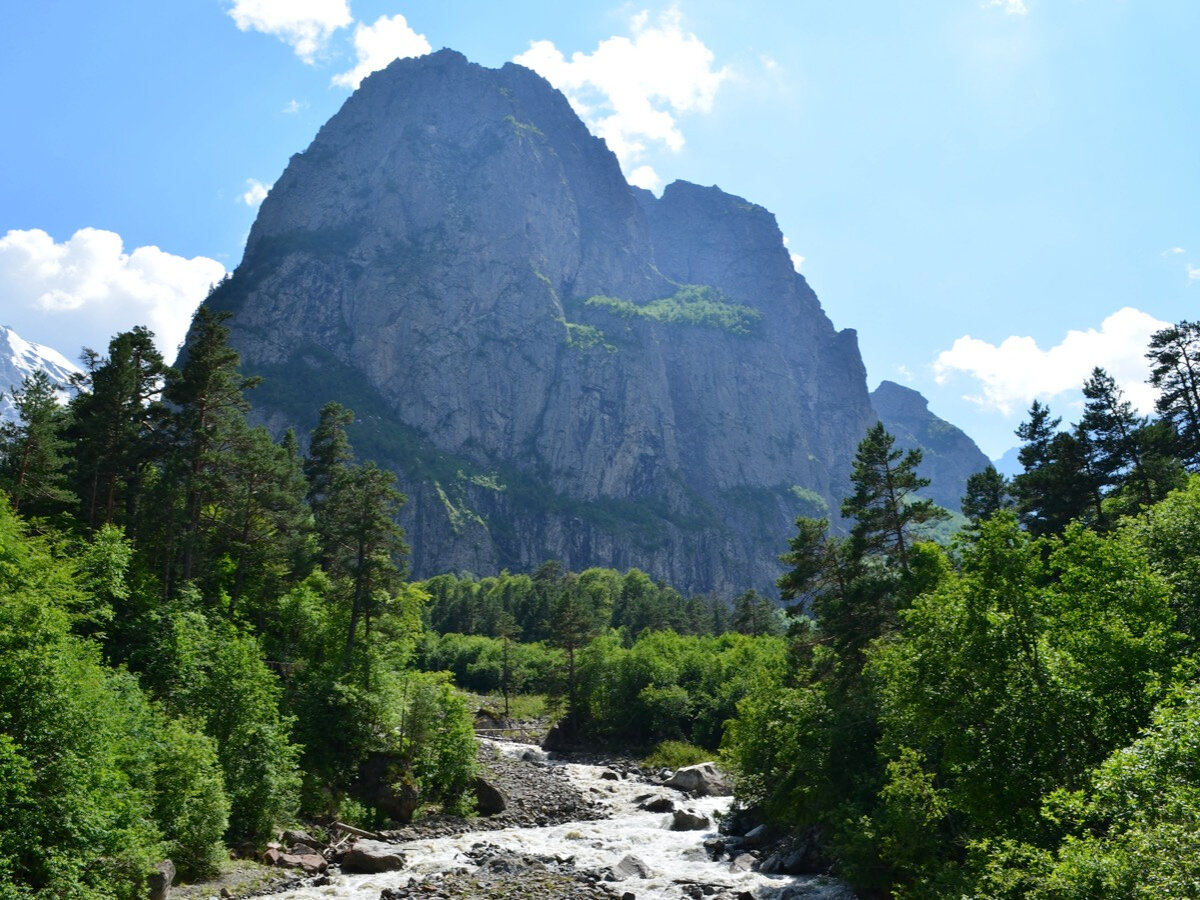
[201, 51, 979, 595]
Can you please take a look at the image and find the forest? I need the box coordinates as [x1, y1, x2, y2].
[3, 310, 1200, 898]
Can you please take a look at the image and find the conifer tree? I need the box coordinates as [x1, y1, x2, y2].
[68, 327, 168, 531]
[961, 464, 1011, 524]
[160, 308, 260, 591]
[1146, 320, 1200, 467]
[842, 422, 948, 574]
[0, 370, 75, 517]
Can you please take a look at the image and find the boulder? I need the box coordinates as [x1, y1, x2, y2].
[276, 852, 327, 874]
[605, 854, 653, 881]
[671, 808, 712, 831]
[729, 853, 757, 873]
[341, 839, 406, 874]
[147, 859, 175, 900]
[474, 775, 509, 816]
[664, 763, 733, 797]
[638, 795, 675, 813]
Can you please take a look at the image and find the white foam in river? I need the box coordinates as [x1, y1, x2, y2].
[263, 740, 845, 899]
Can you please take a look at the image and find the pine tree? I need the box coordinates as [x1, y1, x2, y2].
[1080, 367, 1151, 505]
[68, 327, 169, 531]
[159, 307, 261, 592]
[0, 370, 75, 518]
[842, 422, 948, 574]
[1146, 320, 1200, 467]
[961, 465, 1011, 524]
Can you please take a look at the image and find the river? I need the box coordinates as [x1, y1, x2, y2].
[263, 740, 853, 899]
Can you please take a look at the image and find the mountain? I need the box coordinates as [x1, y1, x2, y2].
[870, 380, 990, 513]
[993, 445, 1023, 479]
[201, 49, 976, 595]
[0, 325, 80, 421]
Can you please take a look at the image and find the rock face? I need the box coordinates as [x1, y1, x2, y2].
[204, 49, 910, 595]
[870, 380, 991, 514]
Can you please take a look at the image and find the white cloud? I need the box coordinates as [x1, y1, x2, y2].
[1164, 247, 1186, 255]
[240, 178, 272, 207]
[897, 365, 915, 383]
[628, 165, 662, 192]
[1187, 264, 1200, 282]
[282, 98, 308, 114]
[932, 307, 1168, 416]
[226, 0, 351, 63]
[783, 236, 804, 272]
[0, 228, 225, 361]
[513, 7, 729, 173]
[984, 0, 1028, 15]
[332, 14, 432, 90]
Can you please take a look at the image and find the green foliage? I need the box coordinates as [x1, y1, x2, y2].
[564, 322, 614, 351]
[584, 284, 762, 335]
[151, 718, 229, 880]
[642, 739, 714, 769]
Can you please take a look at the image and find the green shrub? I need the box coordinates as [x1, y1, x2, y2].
[643, 740, 714, 769]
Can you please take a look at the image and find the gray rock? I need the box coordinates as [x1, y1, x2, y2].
[638, 795, 675, 813]
[664, 763, 733, 797]
[671, 808, 712, 831]
[729, 852, 757, 872]
[473, 775, 509, 816]
[146, 859, 174, 900]
[605, 854, 653, 881]
[341, 839, 406, 874]
[275, 851, 327, 874]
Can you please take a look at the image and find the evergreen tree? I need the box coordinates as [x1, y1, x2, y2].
[1080, 367, 1152, 506]
[159, 308, 260, 592]
[961, 464, 1011, 524]
[68, 327, 168, 531]
[1011, 402, 1098, 534]
[842, 422, 948, 574]
[304, 401, 355, 568]
[549, 573, 600, 737]
[1146, 320, 1200, 467]
[0, 370, 75, 518]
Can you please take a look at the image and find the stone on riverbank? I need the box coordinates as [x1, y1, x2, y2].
[664, 763, 733, 797]
[341, 839, 406, 873]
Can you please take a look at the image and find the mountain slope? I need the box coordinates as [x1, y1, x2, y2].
[0, 325, 80, 421]
[201, 50, 950, 595]
[870, 380, 990, 513]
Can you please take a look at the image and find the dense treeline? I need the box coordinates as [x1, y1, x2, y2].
[723, 320, 1200, 896]
[0, 311, 475, 898]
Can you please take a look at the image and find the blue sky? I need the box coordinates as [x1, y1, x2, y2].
[2, 1, 1198, 458]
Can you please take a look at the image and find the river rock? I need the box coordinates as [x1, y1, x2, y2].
[638, 795, 675, 813]
[730, 852, 757, 873]
[147, 859, 174, 900]
[664, 763, 733, 797]
[275, 851, 327, 874]
[341, 839, 406, 873]
[605, 854, 653, 881]
[671, 808, 712, 831]
[474, 775, 509, 816]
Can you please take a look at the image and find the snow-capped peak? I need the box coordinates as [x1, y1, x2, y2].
[0, 325, 82, 422]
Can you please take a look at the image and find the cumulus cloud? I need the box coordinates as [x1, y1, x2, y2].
[932, 307, 1168, 416]
[1188, 264, 1200, 282]
[513, 7, 729, 173]
[0, 228, 225, 361]
[628, 165, 662, 192]
[984, 0, 1028, 14]
[240, 178, 272, 206]
[332, 13, 431, 89]
[226, 0, 351, 63]
[783, 236, 804, 272]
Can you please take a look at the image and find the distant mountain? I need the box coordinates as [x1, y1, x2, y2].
[0, 325, 80, 421]
[870, 380, 990, 514]
[992, 445, 1023, 479]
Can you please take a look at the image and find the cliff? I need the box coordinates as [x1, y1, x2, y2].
[203, 50, 896, 594]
